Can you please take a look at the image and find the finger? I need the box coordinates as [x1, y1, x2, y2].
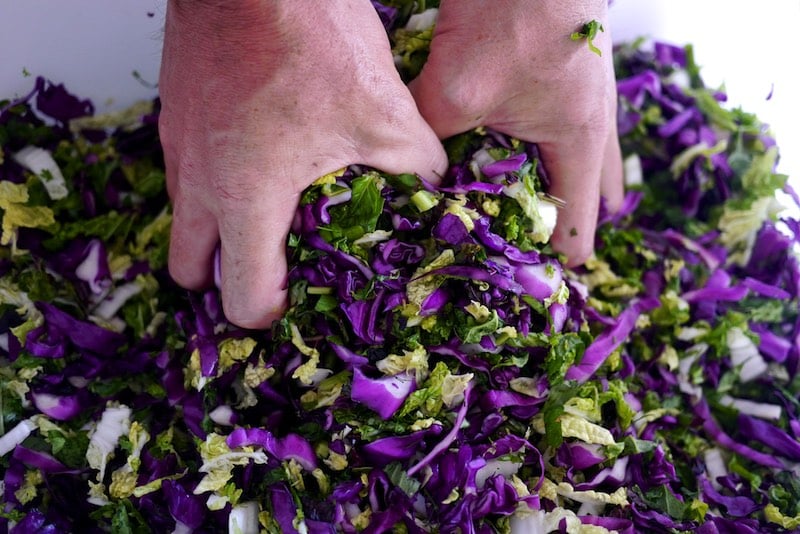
[158, 110, 180, 200]
[162, 148, 179, 200]
[600, 126, 625, 213]
[598, 21, 624, 214]
[539, 138, 605, 268]
[217, 197, 295, 329]
[168, 194, 219, 290]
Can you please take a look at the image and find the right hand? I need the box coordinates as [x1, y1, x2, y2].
[159, 0, 447, 329]
[410, 0, 624, 267]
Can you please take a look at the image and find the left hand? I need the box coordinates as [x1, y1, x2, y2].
[158, 0, 447, 328]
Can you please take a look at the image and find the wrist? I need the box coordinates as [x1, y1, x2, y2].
[165, 0, 379, 58]
[167, 0, 274, 42]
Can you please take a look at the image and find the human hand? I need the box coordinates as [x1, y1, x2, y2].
[409, 0, 623, 266]
[159, 0, 447, 328]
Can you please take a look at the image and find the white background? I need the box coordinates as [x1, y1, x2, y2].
[1, 0, 798, 188]
[611, 0, 800, 193]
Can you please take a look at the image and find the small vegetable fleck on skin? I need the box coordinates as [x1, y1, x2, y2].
[570, 19, 605, 56]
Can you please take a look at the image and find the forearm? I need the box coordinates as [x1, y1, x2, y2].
[166, 0, 378, 50]
[163, 0, 388, 92]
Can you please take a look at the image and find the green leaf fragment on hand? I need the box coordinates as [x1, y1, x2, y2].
[570, 20, 605, 56]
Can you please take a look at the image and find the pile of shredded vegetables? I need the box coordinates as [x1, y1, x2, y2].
[1, 5, 799, 534]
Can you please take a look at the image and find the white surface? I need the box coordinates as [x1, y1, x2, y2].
[0, 0, 165, 111]
[611, 0, 800, 190]
[1, 0, 798, 186]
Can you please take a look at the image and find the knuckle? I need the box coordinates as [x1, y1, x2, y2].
[435, 80, 490, 122]
[212, 175, 262, 204]
[377, 94, 419, 128]
[551, 99, 612, 143]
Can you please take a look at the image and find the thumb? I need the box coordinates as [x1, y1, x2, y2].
[358, 95, 450, 184]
